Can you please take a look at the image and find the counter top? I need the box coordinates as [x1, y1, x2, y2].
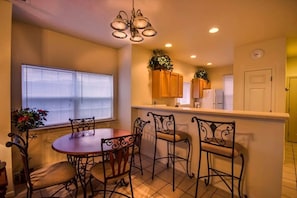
[132, 105, 289, 121]
[132, 105, 288, 197]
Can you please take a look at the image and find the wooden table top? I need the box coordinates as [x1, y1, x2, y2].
[52, 128, 131, 156]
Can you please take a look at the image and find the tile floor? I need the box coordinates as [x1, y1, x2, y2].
[13, 142, 297, 197]
[282, 142, 297, 198]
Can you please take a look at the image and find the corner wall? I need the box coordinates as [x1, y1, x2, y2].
[0, 1, 13, 196]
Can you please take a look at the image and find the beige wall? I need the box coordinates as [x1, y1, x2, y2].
[207, 66, 233, 89]
[11, 21, 119, 109]
[131, 45, 152, 106]
[0, 1, 13, 196]
[117, 45, 132, 130]
[134, 48, 197, 107]
[233, 37, 286, 112]
[287, 57, 297, 76]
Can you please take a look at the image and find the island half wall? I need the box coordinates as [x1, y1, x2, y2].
[132, 105, 289, 198]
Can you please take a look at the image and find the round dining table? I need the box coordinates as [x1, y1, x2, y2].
[52, 128, 131, 198]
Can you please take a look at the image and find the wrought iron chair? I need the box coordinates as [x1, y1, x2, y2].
[131, 117, 150, 175]
[147, 112, 194, 191]
[191, 117, 245, 198]
[89, 134, 136, 198]
[69, 116, 95, 138]
[68, 116, 97, 190]
[6, 132, 77, 198]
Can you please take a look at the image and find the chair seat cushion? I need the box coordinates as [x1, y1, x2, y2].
[90, 161, 130, 184]
[201, 141, 245, 157]
[30, 161, 76, 190]
[157, 130, 190, 142]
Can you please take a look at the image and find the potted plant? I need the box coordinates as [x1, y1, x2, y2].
[148, 49, 173, 71]
[11, 108, 48, 142]
[194, 68, 209, 82]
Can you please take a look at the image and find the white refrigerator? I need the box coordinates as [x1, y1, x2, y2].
[201, 89, 224, 109]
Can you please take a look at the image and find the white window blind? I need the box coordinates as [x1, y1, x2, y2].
[22, 65, 114, 126]
[177, 82, 191, 105]
[223, 75, 233, 110]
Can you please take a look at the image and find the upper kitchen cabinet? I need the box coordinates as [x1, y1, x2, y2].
[192, 78, 211, 98]
[152, 70, 183, 98]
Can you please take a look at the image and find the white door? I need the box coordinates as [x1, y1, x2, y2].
[244, 69, 272, 112]
[288, 77, 297, 142]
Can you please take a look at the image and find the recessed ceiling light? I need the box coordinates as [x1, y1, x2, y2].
[190, 55, 197, 59]
[209, 27, 219, 33]
[165, 43, 172, 48]
[207, 62, 213, 66]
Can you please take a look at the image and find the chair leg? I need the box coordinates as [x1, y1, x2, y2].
[205, 152, 211, 185]
[195, 150, 202, 198]
[27, 189, 31, 198]
[103, 182, 107, 198]
[138, 150, 143, 175]
[172, 141, 175, 191]
[89, 175, 95, 197]
[185, 139, 194, 178]
[238, 154, 245, 198]
[231, 157, 234, 197]
[152, 137, 157, 180]
[129, 173, 134, 198]
[167, 141, 170, 168]
[72, 177, 78, 198]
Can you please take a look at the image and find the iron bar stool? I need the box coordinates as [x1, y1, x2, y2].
[191, 117, 246, 198]
[147, 112, 194, 191]
[131, 117, 150, 175]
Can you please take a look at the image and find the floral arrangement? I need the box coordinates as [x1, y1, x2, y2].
[11, 108, 48, 132]
[148, 49, 173, 71]
[194, 69, 209, 82]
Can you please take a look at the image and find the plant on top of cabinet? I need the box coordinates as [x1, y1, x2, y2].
[148, 49, 173, 71]
[192, 68, 211, 98]
[194, 68, 209, 82]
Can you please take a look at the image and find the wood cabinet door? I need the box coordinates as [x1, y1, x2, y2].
[152, 70, 170, 98]
[152, 70, 183, 98]
[178, 75, 183, 98]
[192, 78, 210, 98]
[170, 72, 179, 97]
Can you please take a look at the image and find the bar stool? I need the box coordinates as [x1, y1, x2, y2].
[147, 112, 194, 191]
[191, 117, 245, 198]
[131, 117, 150, 175]
[0, 161, 8, 198]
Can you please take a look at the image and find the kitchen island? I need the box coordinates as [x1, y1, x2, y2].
[132, 105, 289, 198]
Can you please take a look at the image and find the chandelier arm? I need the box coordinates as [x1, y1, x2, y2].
[132, 0, 135, 10]
[119, 10, 129, 20]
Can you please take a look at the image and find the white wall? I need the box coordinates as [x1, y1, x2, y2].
[117, 45, 132, 130]
[233, 37, 286, 112]
[207, 66, 233, 89]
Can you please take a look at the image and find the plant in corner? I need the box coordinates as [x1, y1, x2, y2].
[148, 49, 173, 71]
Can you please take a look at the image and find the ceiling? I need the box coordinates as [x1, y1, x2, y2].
[10, 0, 297, 67]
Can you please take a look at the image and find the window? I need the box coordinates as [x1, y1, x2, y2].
[177, 82, 191, 105]
[22, 65, 114, 126]
[223, 75, 233, 110]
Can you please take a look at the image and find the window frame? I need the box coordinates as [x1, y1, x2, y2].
[177, 81, 191, 106]
[21, 64, 115, 127]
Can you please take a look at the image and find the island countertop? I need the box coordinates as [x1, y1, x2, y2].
[132, 105, 289, 198]
[132, 104, 289, 120]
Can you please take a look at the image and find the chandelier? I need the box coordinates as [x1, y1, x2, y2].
[110, 0, 157, 42]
